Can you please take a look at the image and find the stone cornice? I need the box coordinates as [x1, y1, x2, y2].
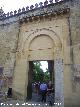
[19, 8, 70, 24]
[0, 0, 71, 25]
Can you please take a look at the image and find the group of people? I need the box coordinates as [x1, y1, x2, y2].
[32, 81, 54, 106]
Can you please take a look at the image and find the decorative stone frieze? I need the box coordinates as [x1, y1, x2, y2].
[49, 0, 53, 4]
[44, 0, 48, 6]
[19, 8, 70, 23]
[18, 8, 21, 13]
[22, 7, 25, 12]
[10, 11, 13, 16]
[0, 0, 70, 21]
[6, 12, 9, 17]
[39, 2, 43, 7]
[26, 6, 29, 11]
[30, 5, 34, 10]
[14, 10, 17, 15]
[35, 3, 38, 8]
[0, 0, 80, 106]
[0, 7, 4, 20]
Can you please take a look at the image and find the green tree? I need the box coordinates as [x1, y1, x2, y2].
[33, 61, 50, 83]
[43, 68, 50, 82]
[33, 61, 44, 83]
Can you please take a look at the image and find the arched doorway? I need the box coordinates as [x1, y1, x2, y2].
[27, 60, 54, 102]
[13, 28, 64, 106]
[26, 60, 55, 102]
[25, 29, 63, 106]
[27, 34, 55, 100]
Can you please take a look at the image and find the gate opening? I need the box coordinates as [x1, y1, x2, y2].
[27, 60, 55, 103]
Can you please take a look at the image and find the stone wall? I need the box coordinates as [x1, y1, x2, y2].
[12, 14, 70, 106]
[64, 0, 80, 106]
[0, 22, 19, 89]
[0, 0, 80, 107]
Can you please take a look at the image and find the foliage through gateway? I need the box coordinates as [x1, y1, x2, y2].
[33, 61, 50, 83]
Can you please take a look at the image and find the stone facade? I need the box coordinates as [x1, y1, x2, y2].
[0, 0, 80, 107]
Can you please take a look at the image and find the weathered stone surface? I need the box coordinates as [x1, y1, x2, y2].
[0, 22, 19, 90]
[0, 0, 80, 107]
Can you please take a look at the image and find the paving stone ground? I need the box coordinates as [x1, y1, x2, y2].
[0, 92, 55, 107]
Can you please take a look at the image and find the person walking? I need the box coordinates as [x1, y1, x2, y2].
[47, 81, 54, 106]
[40, 82, 47, 103]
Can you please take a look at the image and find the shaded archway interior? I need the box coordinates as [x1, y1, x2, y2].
[27, 60, 55, 101]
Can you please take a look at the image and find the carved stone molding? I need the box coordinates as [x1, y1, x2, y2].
[19, 8, 70, 24]
[0, 0, 70, 21]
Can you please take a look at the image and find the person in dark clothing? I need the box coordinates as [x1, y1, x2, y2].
[40, 82, 47, 102]
[47, 81, 54, 106]
[35, 82, 39, 94]
[7, 87, 12, 98]
[47, 81, 53, 94]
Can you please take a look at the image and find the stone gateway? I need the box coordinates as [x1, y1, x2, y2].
[0, 0, 80, 107]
